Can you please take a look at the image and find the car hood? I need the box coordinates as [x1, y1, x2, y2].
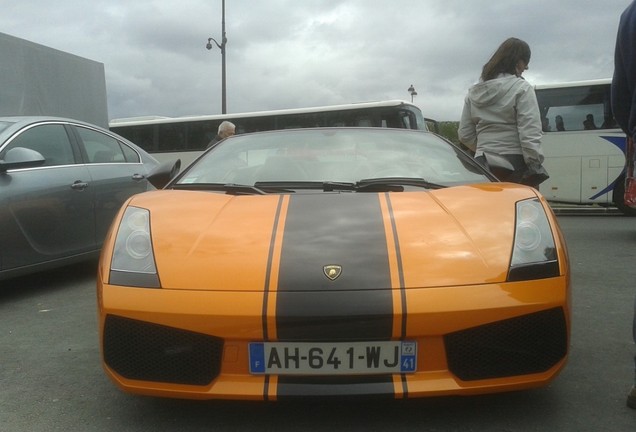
[126, 184, 541, 291]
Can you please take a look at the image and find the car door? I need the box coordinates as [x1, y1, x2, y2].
[0, 123, 95, 271]
[72, 125, 150, 243]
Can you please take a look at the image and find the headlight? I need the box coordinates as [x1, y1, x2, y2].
[508, 198, 559, 281]
[109, 206, 160, 288]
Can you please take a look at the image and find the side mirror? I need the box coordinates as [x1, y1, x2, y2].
[0, 147, 46, 173]
[147, 159, 181, 189]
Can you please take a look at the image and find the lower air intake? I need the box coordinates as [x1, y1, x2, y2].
[103, 315, 223, 386]
[444, 307, 568, 381]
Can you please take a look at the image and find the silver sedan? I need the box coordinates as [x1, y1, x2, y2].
[0, 116, 160, 280]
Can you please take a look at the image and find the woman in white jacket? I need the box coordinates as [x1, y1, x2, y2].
[458, 37, 548, 187]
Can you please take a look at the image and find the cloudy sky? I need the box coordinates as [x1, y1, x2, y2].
[1, 0, 631, 122]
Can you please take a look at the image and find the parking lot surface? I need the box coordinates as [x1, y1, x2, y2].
[1, 214, 635, 431]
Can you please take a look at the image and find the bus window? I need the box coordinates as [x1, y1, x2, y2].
[236, 116, 274, 133]
[534, 79, 631, 213]
[119, 125, 156, 153]
[399, 110, 414, 129]
[537, 82, 614, 132]
[157, 123, 186, 152]
[187, 121, 217, 150]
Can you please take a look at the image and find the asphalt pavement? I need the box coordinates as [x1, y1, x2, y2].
[1, 212, 635, 431]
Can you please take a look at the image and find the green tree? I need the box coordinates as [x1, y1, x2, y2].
[436, 121, 459, 144]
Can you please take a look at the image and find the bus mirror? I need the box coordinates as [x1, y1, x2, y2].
[148, 159, 181, 189]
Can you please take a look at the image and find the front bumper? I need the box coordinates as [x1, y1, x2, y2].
[98, 278, 569, 400]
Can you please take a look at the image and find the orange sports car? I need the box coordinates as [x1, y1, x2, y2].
[97, 127, 570, 400]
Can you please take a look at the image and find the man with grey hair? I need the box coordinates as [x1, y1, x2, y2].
[206, 121, 236, 149]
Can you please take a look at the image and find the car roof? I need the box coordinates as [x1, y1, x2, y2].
[0, 116, 159, 163]
[0, 116, 101, 128]
[0, 116, 112, 137]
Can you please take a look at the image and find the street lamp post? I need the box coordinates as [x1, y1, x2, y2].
[407, 84, 417, 103]
[206, 0, 227, 114]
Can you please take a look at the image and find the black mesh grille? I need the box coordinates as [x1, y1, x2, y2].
[444, 307, 567, 381]
[103, 315, 223, 386]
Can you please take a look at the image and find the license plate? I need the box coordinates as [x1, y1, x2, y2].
[249, 341, 417, 375]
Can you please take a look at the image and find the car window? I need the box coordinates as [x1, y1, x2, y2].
[0, 124, 75, 167]
[77, 126, 140, 163]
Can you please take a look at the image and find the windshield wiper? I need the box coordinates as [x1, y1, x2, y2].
[322, 179, 446, 192]
[254, 181, 408, 192]
[170, 183, 267, 195]
[322, 181, 356, 191]
[253, 181, 321, 192]
[355, 177, 446, 192]
[176, 179, 445, 195]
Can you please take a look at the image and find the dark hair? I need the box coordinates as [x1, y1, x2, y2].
[481, 37, 531, 81]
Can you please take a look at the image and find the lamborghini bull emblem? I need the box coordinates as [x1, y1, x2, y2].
[323, 265, 342, 281]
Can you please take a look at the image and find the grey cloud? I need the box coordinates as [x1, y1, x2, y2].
[0, 0, 629, 122]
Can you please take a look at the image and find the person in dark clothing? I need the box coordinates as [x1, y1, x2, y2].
[583, 114, 597, 130]
[611, 0, 636, 410]
[206, 121, 236, 149]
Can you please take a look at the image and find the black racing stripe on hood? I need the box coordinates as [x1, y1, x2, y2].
[262, 195, 285, 342]
[385, 193, 407, 340]
[276, 193, 393, 342]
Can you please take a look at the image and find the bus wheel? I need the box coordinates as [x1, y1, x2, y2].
[612, 175, 636, 216]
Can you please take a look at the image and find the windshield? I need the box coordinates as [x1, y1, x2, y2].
[175, 128, 490, 188]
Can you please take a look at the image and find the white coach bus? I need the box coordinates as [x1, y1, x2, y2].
[110, 100, 430, 166]
[535, 78, 632, 214]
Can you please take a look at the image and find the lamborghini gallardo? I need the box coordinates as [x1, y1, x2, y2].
[97, 127, 570, 400]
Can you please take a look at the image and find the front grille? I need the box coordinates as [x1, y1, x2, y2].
[103, 315, 223, 386]
[444, 307, 567, 381]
